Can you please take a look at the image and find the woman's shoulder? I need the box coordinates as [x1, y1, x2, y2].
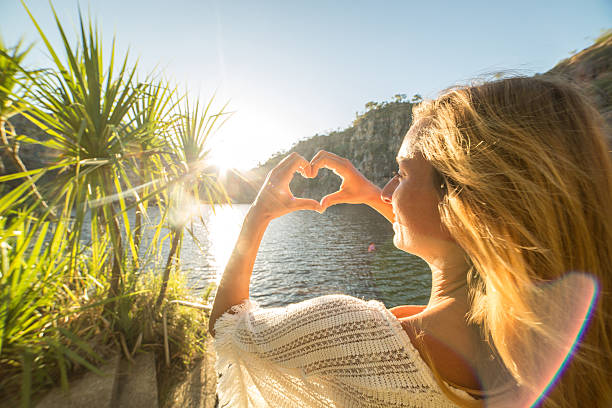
[215, 294, 481, 407]
[395, 301, 516, 397]
[389, 304, 427, 319]
[215, 294, 413, 350]
[279, 294, 393, 319]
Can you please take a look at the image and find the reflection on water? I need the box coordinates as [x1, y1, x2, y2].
[178, 204, 431, 308]
[77, 203, 431, 307]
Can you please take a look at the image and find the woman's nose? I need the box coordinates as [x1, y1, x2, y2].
[381, 177, 398, 204]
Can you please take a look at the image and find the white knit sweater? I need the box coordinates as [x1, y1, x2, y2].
[213, 294, 475, 407]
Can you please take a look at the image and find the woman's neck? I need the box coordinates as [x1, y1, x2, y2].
[425, 251, 471, 309]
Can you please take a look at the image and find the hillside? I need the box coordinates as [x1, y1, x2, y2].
[225, 31, 612, 203]
[543, 30, 612, 126]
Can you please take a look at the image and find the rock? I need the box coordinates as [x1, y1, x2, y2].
[161, 339, 217, 408]
[1, 113, 58, 192]
[36, 352, 160, 408]
[544, 32, 612, 132]
[1, 114, 55, 175]
[113, 352, 159, 408]
[36, 354, 120, 408]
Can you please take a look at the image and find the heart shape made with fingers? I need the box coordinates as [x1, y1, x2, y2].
[288, 167, 343, 204]
[259, 151, 369, 217]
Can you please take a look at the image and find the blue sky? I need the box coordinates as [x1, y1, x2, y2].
[2, 0, 611, 169]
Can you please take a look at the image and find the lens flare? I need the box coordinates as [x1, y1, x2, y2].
[168, 185, 203, 229]
[527, 272, 599, 408]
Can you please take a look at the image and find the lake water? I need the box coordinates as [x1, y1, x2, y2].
[169, 204, 432, 308]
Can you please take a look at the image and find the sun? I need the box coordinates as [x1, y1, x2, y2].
[207, 135, 260, 174]
[206, 107, 289, 173]
[207, 145, 243, 180]
[211, 154, 233, 177]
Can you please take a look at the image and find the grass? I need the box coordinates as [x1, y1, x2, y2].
[0, 212, 217, 407]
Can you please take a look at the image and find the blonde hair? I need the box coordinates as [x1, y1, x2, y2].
[412, 77, 612, 407]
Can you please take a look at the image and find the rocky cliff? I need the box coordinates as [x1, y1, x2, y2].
[543, 30, 612, 128]
[221, 101, 414, 203]
[258, 101, 413, 202]
[0, 114, 58, 189]
[227, 31, 612, 203]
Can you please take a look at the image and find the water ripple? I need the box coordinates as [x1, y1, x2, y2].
[174, 204, 432, 308]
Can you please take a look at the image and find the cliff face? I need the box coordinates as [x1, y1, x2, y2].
[0, 114, 57, 188]
[227, 32, 612, 203]
[543, 31, 612, 128]
[284, 102, 413, 202]
[225, 102, 413, 203]
[1, 115, 47, 174]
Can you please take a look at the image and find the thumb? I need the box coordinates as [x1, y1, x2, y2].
[320, 190, 348, 211]
[291, 197, 323, 213]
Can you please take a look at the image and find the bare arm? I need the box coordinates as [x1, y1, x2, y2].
[208, 153, 321, 336]
[310, 150, 395, 223]
[208, 208, 268, 336]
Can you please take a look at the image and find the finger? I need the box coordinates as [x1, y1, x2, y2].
[276, 152, 311, 182]
[296, 163, 314, 178]
[320, 190, 349, 211]
[291, 197, 323, 213]
[296, 166, 307, 178]
[310, 150, 350, 179]
[277, 152, 305, 170]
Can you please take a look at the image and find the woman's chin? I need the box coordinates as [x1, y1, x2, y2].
[393, 230, 418, 255]
[393, 233, 408, 252]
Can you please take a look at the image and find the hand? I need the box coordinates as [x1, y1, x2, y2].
[310, 150, 381, 211]
[251, 152, 322, 222]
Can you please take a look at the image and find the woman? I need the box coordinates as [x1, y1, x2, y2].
[209, 77, 612, 407]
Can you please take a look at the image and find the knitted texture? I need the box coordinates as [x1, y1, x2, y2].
[214, 294, 474, 407]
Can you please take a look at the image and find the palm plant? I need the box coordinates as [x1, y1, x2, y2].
[125, 80, 179, 266]
[21, 4, 162, 302]
[0, 3, 235, 404]
[0, 177, 107, 407]
[155, 97, 231, 309]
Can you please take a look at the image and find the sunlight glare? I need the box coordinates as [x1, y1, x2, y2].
[168, 185, 202, 228]
[206, 205, 245, 283]
[207, 105, 297, 172]
[207, 143, 239, 177]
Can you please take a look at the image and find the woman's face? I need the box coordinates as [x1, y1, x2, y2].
[381, 126, 454, 259]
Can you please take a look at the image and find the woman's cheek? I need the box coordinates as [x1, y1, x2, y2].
[395, 195, 444, 240]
